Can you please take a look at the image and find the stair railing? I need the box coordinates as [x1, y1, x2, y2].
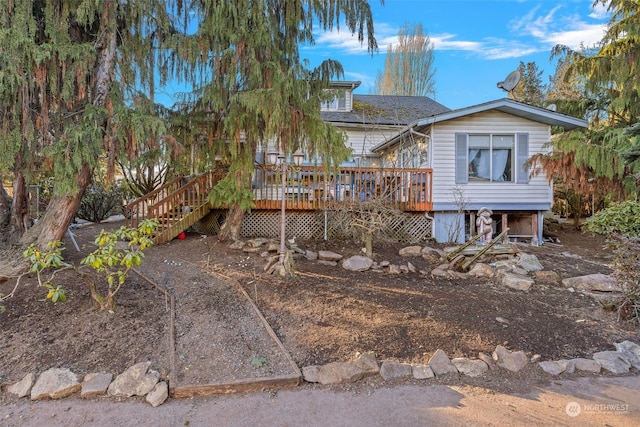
[148, 171, 221, 243]
[124, 174, 185, 229]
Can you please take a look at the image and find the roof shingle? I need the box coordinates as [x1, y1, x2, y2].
[321, 94, 450, 126]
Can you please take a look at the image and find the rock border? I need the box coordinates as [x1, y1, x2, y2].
[5, 340, 639, 405]
[301, 340, 640, 386]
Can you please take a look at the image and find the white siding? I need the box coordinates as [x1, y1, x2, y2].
[343, 127, 402, 159]
[432, 111, 553, 210]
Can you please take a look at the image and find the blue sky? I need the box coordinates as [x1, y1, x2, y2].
[301, 0, 610, 109]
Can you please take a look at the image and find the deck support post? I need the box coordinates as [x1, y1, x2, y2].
[278, 161, 287, 265]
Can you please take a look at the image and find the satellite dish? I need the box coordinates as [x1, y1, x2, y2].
[546, 103, 557, 111]
[497, 70, 521, 92]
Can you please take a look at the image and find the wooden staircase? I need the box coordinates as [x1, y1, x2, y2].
[125, 171, 221, 244]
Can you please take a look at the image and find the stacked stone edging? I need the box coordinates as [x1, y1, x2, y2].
[301, 340, 640, 386]
[5, 361, 168, 407]
[4, 341, 639, 404]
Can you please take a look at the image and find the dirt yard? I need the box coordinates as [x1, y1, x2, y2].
[1, 218, 638, 399]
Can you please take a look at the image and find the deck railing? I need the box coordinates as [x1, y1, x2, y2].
[124, 167, 433, 236]
[251, 165, 432, 211]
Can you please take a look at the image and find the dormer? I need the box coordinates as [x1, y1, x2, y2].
[320, 81, 361, 112]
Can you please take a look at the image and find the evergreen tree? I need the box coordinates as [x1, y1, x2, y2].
[372, 23, 436, 97]
[509, 61, 546, 106]
[172, 1, 380, 240]
[530, 0, 640, 224]
[541, 0, 640, 202]
[0, 0, 381, 247]
[0, 0, 175, 247]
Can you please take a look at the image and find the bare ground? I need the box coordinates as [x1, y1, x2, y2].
[0, 218, 638, 401]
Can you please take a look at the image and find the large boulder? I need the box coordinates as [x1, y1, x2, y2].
[314, 353, 380, 385]
[427, 349, 458, 376]
[562, 274, 622, 293]
[7, 373, 35, 398]
[593, 351, 631, 374]
[81, 372, 113, 399]
[379, 361, 413, 381]
[399, 246, 422, 257]
[451, 358, 488, 377]
[517, 253, 544, 272]
[318, 250, 343, 262]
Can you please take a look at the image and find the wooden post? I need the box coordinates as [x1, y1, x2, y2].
[470, 212, 476, 237]
[501, 213, 508, 243]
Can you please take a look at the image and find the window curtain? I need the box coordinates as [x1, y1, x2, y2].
[492, 149, 509, 181]
[470, 149, 490, 179]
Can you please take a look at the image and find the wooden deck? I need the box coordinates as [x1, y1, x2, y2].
[251, 165, 433, 212]
[125, 166, 433, 243]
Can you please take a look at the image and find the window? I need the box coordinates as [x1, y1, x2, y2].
[468, 134, 513, 182]
[321, 89, 347, 111]
[456, 132, 529, 184]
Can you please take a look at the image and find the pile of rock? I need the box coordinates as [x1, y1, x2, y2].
[6, 361, 168, 407]
[233, 238, 624, 301]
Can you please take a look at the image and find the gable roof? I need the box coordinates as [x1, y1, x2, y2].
[417, 98, 588, 129]
[321, 94, 451, 126]
[372, 98, 589, 152]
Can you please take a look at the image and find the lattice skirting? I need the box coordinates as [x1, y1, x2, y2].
[197, 209, 433, 244]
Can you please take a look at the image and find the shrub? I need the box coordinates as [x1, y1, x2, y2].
[607, 236, 640, 324]
[80, 219, 157, 312]
[585, 199, 640, 324]
[77, 182, 126, 223]
[584, 199, 640, 237]
[22, 241, 69, 303]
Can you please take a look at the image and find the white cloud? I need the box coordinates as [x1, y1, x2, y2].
[306, 3, 608, 62]
[509, 4, 607, 50]
[509, 4, 562, 39]
[589, 1, 611, 20]
[344, 71, 376, 87]
[312, 30, 372, 54]
[311, 21, 399, 55]
[481, 45, 541, 60]
[542, 23, 607, 49]
[431, 34, 482, 51]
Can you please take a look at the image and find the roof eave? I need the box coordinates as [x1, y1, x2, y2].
[372, 99, 588, 153]
[415, 98, 588, 130]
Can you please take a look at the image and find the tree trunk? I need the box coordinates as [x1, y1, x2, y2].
[217, 167, 252, 242]
[19, 14, 117, 249]
[0, 173, 12, 227]
[20, 164, 92, 248]
[364, 232, 373, 258]
[218, 204, 245, 241]
[10, 169, 29, 236]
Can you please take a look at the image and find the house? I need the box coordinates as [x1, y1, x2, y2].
[319, 81, 450, 167]
[369, 98, 588, 243]
[251, 81, 588, 244]
[126, 81, 588, 245]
